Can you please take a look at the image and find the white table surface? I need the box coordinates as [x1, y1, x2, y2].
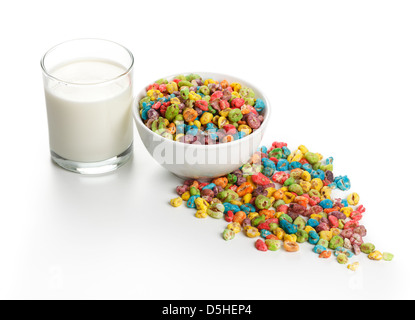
[0, 0, 414, 300]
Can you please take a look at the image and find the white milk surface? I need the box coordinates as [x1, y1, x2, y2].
[44, 59, 133, 162]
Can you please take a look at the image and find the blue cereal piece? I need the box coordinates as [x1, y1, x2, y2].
[335, 175, 351, 191]
[282, 146, 291, 159]
[263, 166, 275, 178]
[311, 169, 325, 180]
[313, 245, 327, 254]
[308, 230, 320, 245]
[262, 158, 276, 171]
[289, 161, 302, 170]
[254, 98, 266, 112]
[186, 195, 198, 208]
[334, 247, 354, 258]
[223, 203, 240, 213]
[302, 163, 312, 173]
[306, 218, 319, 228]
[276, 159, 289, 171]
[280, 219, 298, 235]
[260, 229, 272, 239]
[341, 199, 349, 207]
[202, 183, 216, 190]
[320, 199, 334, 209]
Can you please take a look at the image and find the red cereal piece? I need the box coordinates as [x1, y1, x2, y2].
[152, 101, 161, 110]
[231, 98, 245, 108]
[272, 171, 289, 184]
[328, 215, 339, 228]
[252, 173, 271, 186]
[257, 222, 270, 231]
[210, 91, 223, 101]
[225, 211, 234, 222]
[255, 239, 268, 252]
[195, 100, 209, 111]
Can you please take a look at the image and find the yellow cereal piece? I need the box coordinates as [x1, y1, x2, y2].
[330, 228, 341, 236]
[175, 133, 184, 141]
[243, 193, 252, 204]
[275, 211, 284, 219]
[238, 124, 252, 135]
[166, 81, 178, 93]
[347, 262, 359, 271]
[310, 178, 323, 192]
[287, 149, 303, 163]
[230, 200, 243, 206]
[266, 187, 277, 198]
[195, 197, 209, 211]
[170, 197, 183, 207]
[368, 250, 383, 261]
[298, 145, 309, 154]
[227, 222, 241, 234]
[316, 153, 324, 161]
[189, 92, 201, 101]
[195, 210, 208, 218]
[248, 212, 259, 220]
[231, 91, 240, 99]
[230, 82, 241, 92]
[269, 197, 276, 206]
[275, 227, 286, 240]
[304, 226, 316, 233]
[170, 97, 181, 105]
[319, 230, 333, 241]
[200, 112, 213, 125]
[193, 120, 201, 129]
[246, 226, 260, 238]
[217, 116, 229, 129]
[283, 192, 296, 204]
[300, 181, 311, 192]
[321, 186, 332, 200]
[340, 207, 353, 218]
[181, 191, 190, 201]
[279, 187, 288, 193]
[212, 115, 220, 125]
[310, 214, 322, 221]
[301, 171, 311, 182]
[284, 234, 297, 242]
[347, 192, 360, 206]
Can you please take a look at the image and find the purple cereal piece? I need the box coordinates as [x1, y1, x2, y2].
[315, 223, 330, 233]
[329, 211, 347, 220]
[353, 225, 367, 237]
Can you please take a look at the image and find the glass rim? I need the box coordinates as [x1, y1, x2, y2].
[40, 38, 134, 86]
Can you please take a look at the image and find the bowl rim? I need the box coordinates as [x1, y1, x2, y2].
[132, 71, 271, 148]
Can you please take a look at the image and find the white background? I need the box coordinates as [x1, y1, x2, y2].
[0, 0, 414, 300]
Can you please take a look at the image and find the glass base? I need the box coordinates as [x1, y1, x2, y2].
[51, 143, 133, 174]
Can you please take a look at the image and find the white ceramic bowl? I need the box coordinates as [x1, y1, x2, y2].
[132, 72, 270, 180]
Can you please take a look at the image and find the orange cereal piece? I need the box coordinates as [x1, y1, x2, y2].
[283, 241, 299, 252]
[183, 108, 198, 122]
[273, 189, 284, 200]
[233, 211, 247, 224]
[319, 250, 332, 258]
[212, 177, 228, 188]
[259, 209, 274, 220]
[237, 182, 254, 197]
[220, 80, 229, 89]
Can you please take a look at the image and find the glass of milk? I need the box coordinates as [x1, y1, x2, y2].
[41, 38, 134, 174]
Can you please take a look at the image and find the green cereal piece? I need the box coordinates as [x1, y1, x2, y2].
[252, 215, 266, 227]
[176, 75, 186, 80]
[312, 163, 322, 170]
[337, 253, 348, 264]
[227, 173, 237, 184]
[223, 229, 235, 241]
[224, 190, 238, 203]
[228, 109, 243, 122]
[320, 212, 328, 219]
[189, 186, 200, 197]
[178, 80, 192, 88]
[165, 104, 179, 121]
[288, 183, 304, 195]
[152, 118, 166, 132]
[317, 239, 329, 248]
[207, 203, 225, 219]
[268, 148, 283, 159]
[198, 85, 210, 95]
[139, 96, 151, 108]
[180, 87, 190, 100]
[283, 177, 296, 187]
[329, 235, 344, 250]
[361, 243, 376, 254]
[305, 152, 320, 165]
[383, 252, 394, 261]
[296, 229, 308, 243]
[174, 114, 184, 122]
[244, 97, 255, 106]
[186, 73, 201, 81]
[338, 219, 345, 229]
[273, 199, 286, 209]
[239, 86, 255, 99]
[265, 239, 282, 251]
[308, 189, 321, 198]
[155, 78, 168, 84]
[293, 216, 306, 230]
[255, 195, 272, 210]
[278, 213, 293, 223]
[269, 223, 279, 232]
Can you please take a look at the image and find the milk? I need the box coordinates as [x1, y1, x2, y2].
[44, 59, 133, 162]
